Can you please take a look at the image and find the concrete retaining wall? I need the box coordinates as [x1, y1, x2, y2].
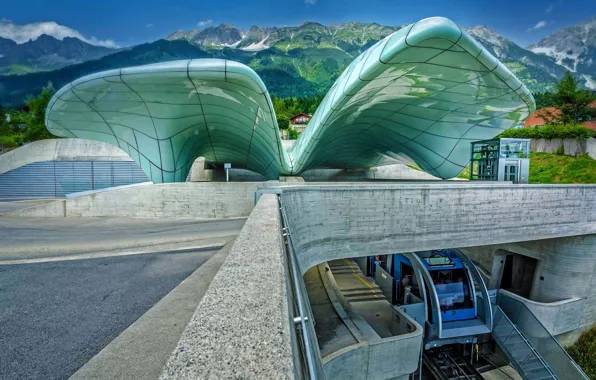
[6, 182, 268, 218]
[499, 290, 585, 336]
[531, 138, 596, 159]
[160, 194, 294, 379]
[279, 185, 596, 275]
[301, 164, 443, 182]
[0, 138, 133, 175]
[464, 236, 596, 340]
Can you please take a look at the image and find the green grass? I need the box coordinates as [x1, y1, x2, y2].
[529, 152, 596, 184]
[456, 152, 596, 183]
[0, 64, 38, 76]
[567, 326, 596, 379]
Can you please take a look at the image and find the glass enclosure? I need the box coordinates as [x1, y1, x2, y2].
[469, 138, 531, 182]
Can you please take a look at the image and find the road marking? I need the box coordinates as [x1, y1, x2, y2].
[0, 241, 229, 265]
[342, 259, 380, 299]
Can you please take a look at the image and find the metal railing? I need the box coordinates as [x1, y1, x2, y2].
[279, 195, 326, 380]
[497, 291, 588, 380]
[492, 306, 557, 379]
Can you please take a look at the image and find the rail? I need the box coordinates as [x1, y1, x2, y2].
[497, 291, 588, 380]
[279, 195, 326, 380]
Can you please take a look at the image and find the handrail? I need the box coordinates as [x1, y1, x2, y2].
[453, 249, 493, 331]
[279, 195, 326, 380]
[497, 291, 589, 380]
[492, 306, 557, 379]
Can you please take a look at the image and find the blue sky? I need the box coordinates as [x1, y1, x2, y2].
[2, 0, 595, 48]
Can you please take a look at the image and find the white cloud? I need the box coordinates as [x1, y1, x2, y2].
[145, 23, 153, 28]
[0, 19, 118, 48]
[305, 0, 317, 4]
[545, 3, 555, 13]
[527, 20, 548, 31]
[197, 19, 213, 27]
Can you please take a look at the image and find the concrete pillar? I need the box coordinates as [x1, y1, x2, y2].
[279, 176, 305, 183]
[189, 157, 213, 182]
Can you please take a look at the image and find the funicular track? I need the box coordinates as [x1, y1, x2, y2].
[423, 347, 484, 380]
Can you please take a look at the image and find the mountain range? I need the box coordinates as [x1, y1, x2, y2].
[0, 34, 114, 76]
[0, 18, 595, 108]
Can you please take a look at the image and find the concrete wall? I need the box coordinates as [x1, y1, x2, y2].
[463, 236, 596, 339]
[6, 182, 268, 218]
[324, 331, 421, 380]
[279, 185, 596, 275]
[499, 290, 585, 337]
[0, 138, 133, 175]
[531, 138, 596, 159]
[301, 164, 443, 182]
[160, 194, 294, 379]
[321, 262, 422, 380]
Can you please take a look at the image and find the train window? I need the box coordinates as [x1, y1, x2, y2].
[429, 269, 474, 312]
[424, 256, 455, 267]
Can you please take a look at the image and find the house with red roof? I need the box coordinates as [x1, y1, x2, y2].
[525, 100, 596, 130]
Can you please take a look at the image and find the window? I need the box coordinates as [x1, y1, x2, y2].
[429, 269, 474, 312]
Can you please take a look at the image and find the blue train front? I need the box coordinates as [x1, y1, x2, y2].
[361, 249, 493, 349]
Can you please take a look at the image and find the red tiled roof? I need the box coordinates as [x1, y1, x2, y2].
[525, 101, 596, 128]
[524, 107, 560, 127]
[584, 121, 596, 131]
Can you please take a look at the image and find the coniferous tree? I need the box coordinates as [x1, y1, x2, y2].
[553, 72, 596, 124]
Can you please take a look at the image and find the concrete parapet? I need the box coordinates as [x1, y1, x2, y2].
[317, 262, 423, 379]
[160, 194, 294, 379]
[499, 290, 585, 336]
[322, 310, 422, 380]
[0, 138, 133, 175]
[5, 182, 268, 218]
[279, 185, 596, 275]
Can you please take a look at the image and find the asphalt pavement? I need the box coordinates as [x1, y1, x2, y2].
[0, 248, 218, 380]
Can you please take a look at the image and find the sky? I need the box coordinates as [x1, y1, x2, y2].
[1, 0, 595, 48]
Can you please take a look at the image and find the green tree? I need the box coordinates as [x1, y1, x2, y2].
[11, 83, 56, 142]
[288, 128, 301, 140]
[276, 114, 290, 130]
[553, 71, 596, 124]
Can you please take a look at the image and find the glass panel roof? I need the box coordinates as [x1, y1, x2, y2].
[45, 17, 535, 183]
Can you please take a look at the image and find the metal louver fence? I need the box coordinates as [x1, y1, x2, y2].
[0, 161, 149, 199]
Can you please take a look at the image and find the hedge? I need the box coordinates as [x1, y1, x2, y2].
[499, 124, 595, 140]
[0, 135, 22, 147]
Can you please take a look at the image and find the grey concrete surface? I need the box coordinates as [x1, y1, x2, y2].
[464, 235, 596, 341]
[0, 248, 218, 380]
[5, 182, 269, 218]
[278, 185, 596, 275]
[70, 241, 235, 380]
[303, 265, 358, 357]
[531, 138, 596, 159]
[0, 201, 44, 214]
[160, 194, 294, 380]
[0, 217, 245, 259]
[0, 138, 133, 175]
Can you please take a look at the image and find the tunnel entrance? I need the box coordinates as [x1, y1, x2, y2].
[499, 253, 537, 298]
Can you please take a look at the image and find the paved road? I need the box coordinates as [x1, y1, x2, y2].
[0, 248, 218, 380]
[0, 217, 246, 259]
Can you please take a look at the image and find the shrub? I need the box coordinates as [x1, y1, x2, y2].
[567, 325, 596, 379]
[0, 135, 21, 147]
[499, 124, 595, 140]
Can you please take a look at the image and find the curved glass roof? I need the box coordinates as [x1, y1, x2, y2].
[46, 17, 535, 183]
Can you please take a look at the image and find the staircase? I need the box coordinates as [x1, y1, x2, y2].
[492, 291, 589, 380]
[492, 306, 556, 380]
[327, 260, 386, 303]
